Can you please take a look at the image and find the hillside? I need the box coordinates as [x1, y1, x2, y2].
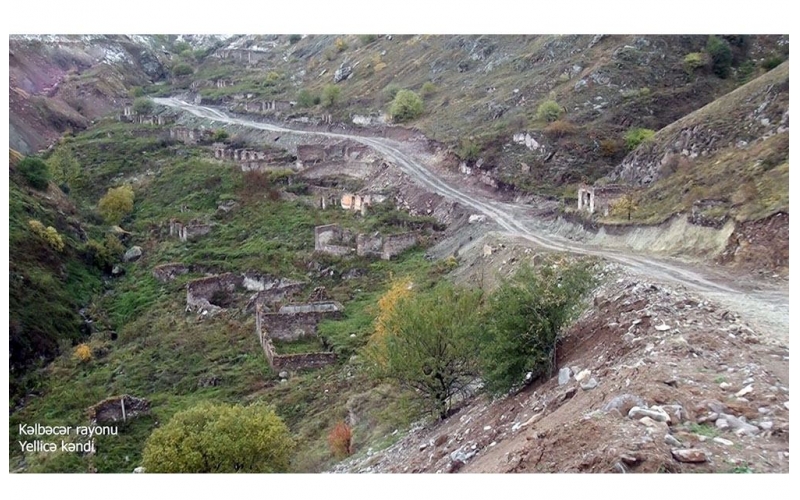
[7, 34, 789, 475]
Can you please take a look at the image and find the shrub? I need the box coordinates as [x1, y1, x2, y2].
[321, 85, 341, 108]
[599, 139, 622, 158]
[18, 157, 51, 190]
[683, 52, 708, 74]
[172, 62, 194, 77]
[706, 36, 732, 78]
[334, 37, 348, 52]
[536, 100, 563, 122]
[47, 146, 81, 189]
[458, 138, 481, 162]
[358, 34, 378, 45]
[389, 89, 424, 123]
[296, 89, 318, 108]
[28, 220, 65, 252]
[383, 83, 402, 101]
[610, 193, 639, 221]
[130, 86, 145, 98]
[288, 34, 302, 44]
[213, 129, 229, 142]
[761, 55, 784, 71]
[624, 127, 655, 150]
[328, 421, 353, 458]
[142, 402, 294, 473]
[479, 262, 596, 394]
[365, 282, 483, 419]
[544, 119, 577, 139]
[132, 97, 154, 115]
[421, 81, 437, 97]
[74, 344, 92, 363]
[98, 185, 135, 225]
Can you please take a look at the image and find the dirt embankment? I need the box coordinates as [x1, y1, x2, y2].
[717, 212, 789, 277]
[332, 262, 790, 474]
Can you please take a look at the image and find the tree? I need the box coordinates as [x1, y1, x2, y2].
[479, 262, 596, 394]
[707, 35, 733, 78]
[132, 97, 154, 115]
[98, 185, 134, 225]
[611, 192, 638, 221]
[389, 89, 424, 123]
[172, 63, 194, 77]
[365, 282, 483, 419]
[624, 127, 655, 150]
[18, 157, 51, 190]
[321, 84, 341, 108]
[141, 402, 294, 473]
[536, 100, 564, 122]
[47, 146, 81, 190]
[296, 89, 318, 108]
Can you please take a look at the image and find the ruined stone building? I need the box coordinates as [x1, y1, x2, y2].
[577, 184, 627, 216]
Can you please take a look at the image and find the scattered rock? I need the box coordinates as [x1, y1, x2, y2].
[619, 452, 644, 465]
[133, 466, 145, 473]
[735, 385, 754, 398]
[560, 387, 578, 402]
[654, 322, 671, 331]
[111, 265, 125, 276]
[602, 394, 647, 415]
[759, 421, 774, 431]
[575, 369, 591, 382]
[665, 434, 682, 447]
[638, 416, 658, 427]
[628, 406, 671, 423]
[449, 447, 477, 464]
[278, 371, 289, 379]
[671, 448, 708, 463]
[468, 214, 487, 224]
[558, 367, 572, 386]
[333, 63, 352, 83]
[581, 377, 598, 390]
[719, 382, 732, 390]
[718, 413, 759, 435]
[783, 401, 789, 410]
[715, 418, 730, 430]
[713, 437, 734, 446]
[123, 246, 143, 262]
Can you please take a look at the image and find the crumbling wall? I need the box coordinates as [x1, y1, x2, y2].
[272, 352, 337, 371]
[578, 184, 627, 216]
[381, 233, 418, 260]
[356, 232, 383, 257]
[169, 219, 213, 242]
[314, 224, 355, 256]
[87, 395, 150, 425]
[260, 301, 343, 341]
[152, 263, 189, 283]
[186, 273, 244, 314]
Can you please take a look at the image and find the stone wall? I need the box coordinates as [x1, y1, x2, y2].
[314, 224, 355, 256]
[255, 303, 338, 372]
[87, 395, 150, 425]
[169, 127, 213, 144]
[341, 193, 371, 214]
[577, 184, 627, 216]
[381, 232, 418, 260]
[169, 219, 213, 242]
[119, 114, 174, 126]
[356, 232, 384, 258]
[186, 273, 244, 314]
[260, 301, 343, 341]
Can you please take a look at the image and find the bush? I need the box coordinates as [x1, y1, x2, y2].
[334, 37, 348, 52]
[141, 402, 294, 473]
[610, 192, 639, 221]
[172, 62, 194, 77]
[296, 89, 319, 108]
[599, 139, 622, 158]
[47, 147, 81, 189]
[761, 55, 784, 71]
[28, 220, 65, 252]
[683, 52, 708, 74]
[288, 34, 302, 44]
[389, 89, 424, 123]
[98, 185, 135, 225]
[479, 262, 596, 394]
[421, 81, 437, 97]
[213, 129, 229, 142]
[73, 344, 92, 363]
[544, 120, 577, 139]
[358, 34, 378, 45]
[624, 127, 655, 150]
[18, 157, 51, 190]
[382, 83, 402, 101]
[321, 85, 341, 108]
[458, 138, 481, 162]
[536, 100, 564, 122]
[328, 421, 353, 458]
[132, 97, 154, 115]
[130, 86, 145, 98]
[365, 282, 483, 419]
[707, 36, 733, 78]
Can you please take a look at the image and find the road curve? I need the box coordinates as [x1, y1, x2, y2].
[154, 97, 789, 344]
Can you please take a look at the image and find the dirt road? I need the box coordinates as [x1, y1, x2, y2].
[154, 97, 789, 346]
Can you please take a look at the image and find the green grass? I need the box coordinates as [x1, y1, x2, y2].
[688, 422, 719, 438]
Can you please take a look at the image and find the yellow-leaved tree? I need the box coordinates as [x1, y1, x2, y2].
[98, 185, 134, 225]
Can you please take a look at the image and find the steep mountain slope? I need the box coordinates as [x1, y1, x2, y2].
[9, 35, 172, 154]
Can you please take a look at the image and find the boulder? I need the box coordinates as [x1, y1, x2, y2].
[558, 367, 572, 386]
[123, 246, 143, 262]
[628, 406, 671, 423]
[580, 377, 598, 390]
[334, 64, 352, 83]
[671, 448, 708, 463]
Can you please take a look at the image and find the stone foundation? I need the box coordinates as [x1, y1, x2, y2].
[87, 395, 150, 425]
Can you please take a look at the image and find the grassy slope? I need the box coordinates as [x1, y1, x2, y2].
[10, 120, 448, 473]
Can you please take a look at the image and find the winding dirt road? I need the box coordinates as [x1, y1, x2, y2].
[154, 97, 789, 345]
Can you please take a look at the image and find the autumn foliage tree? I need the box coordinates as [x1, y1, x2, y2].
[141, 402, 294, 473]
[365, 282, 483, 420]
[98, 185, 134, 225]
[327, 421, 353, 458]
